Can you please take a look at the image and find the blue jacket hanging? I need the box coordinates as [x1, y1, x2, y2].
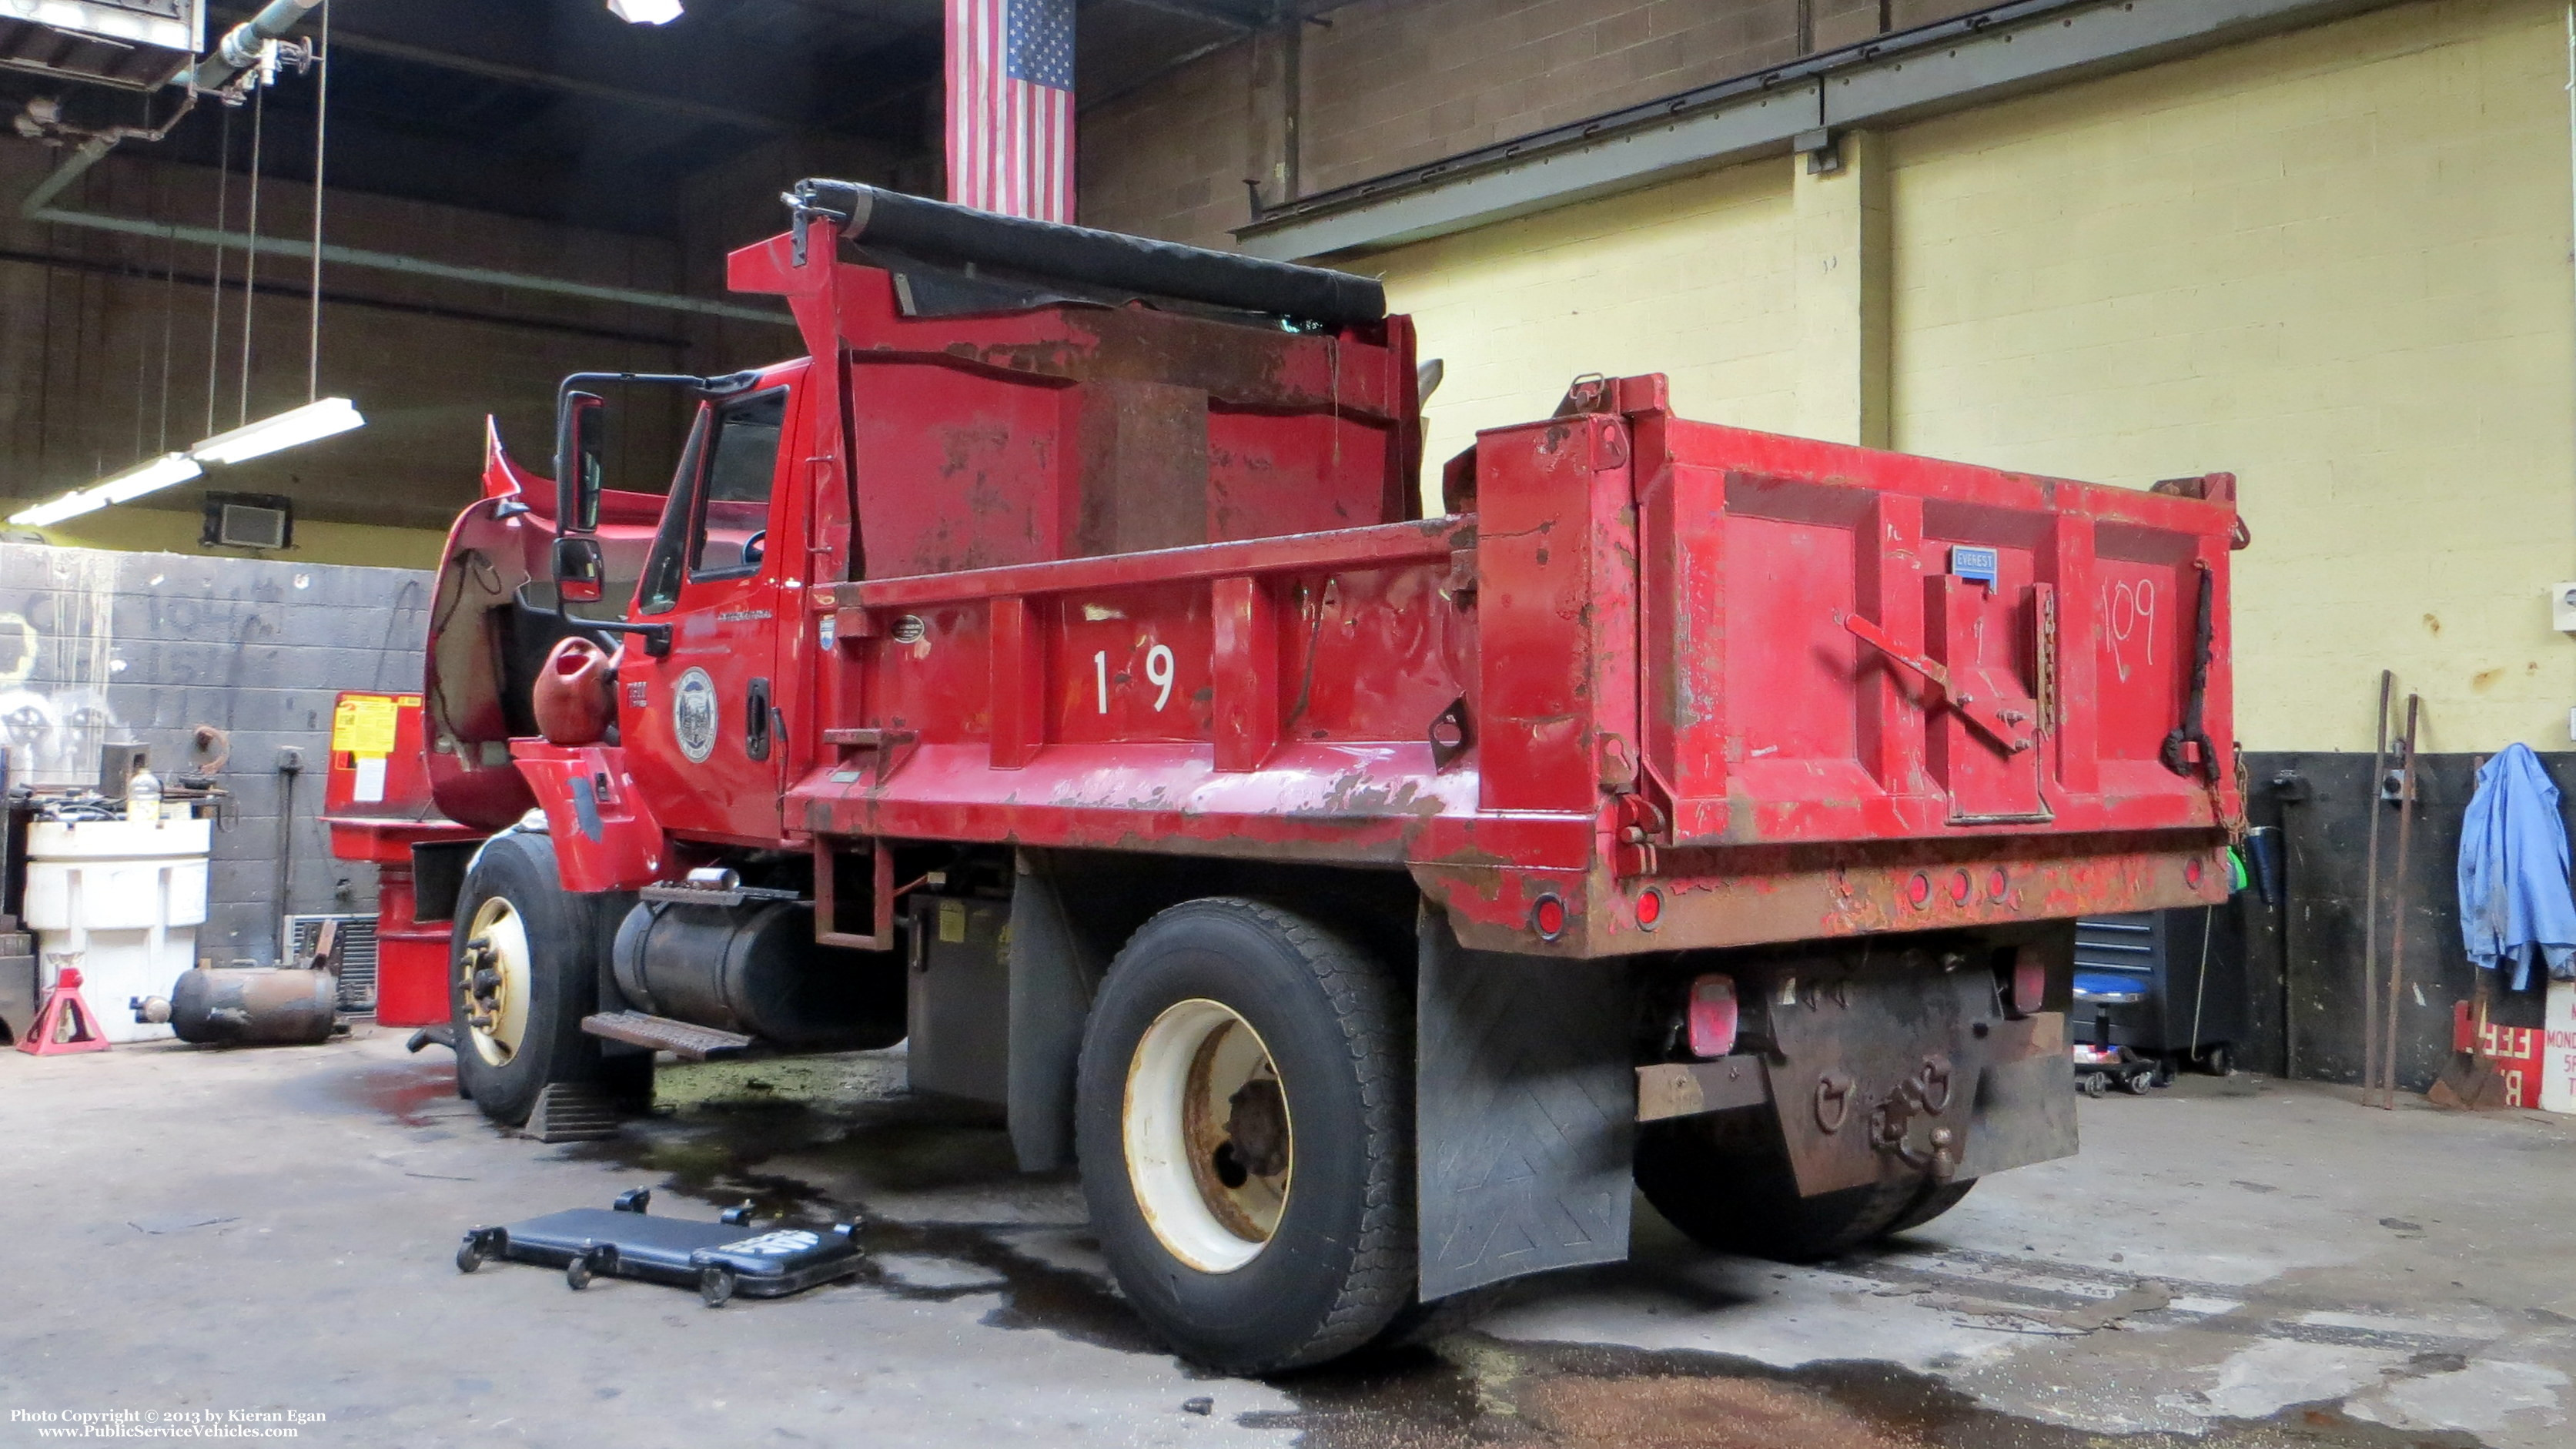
[2457, 742, 2576, 992]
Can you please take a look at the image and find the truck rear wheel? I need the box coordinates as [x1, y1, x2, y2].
[450, 831, 607, 1126]
[1635, 1112, 1969, 1263]
[1074, 899, 1411, 1373]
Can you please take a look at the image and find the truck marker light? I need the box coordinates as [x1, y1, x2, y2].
[1634, 888, 1662, 929]
[2184, 856, 2205, 888]
[1949, 869, 1973, 905]
[1989, 868, 2009, 901]
[1906, 872, 1933, 909]
[2012, 951, 2048, 1016]
[1530, 894, 1567, 941]
[1685, 975, 1738, 1058]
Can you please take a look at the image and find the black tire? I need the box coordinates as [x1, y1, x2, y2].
[1074, 898, 1412, 1374]
[2197, 1043, 2233, 1077]
[2082, 1072, 2109, 1097]
[450, 831, 611, 1127]
[1634, 1111, 1927, 1263]
[1885, 1177, 1977, 1237]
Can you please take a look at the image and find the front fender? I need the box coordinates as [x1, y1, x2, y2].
[510, 741, 668, 892]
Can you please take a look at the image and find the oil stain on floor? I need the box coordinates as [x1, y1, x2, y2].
[356, 1052, 2497, 1449]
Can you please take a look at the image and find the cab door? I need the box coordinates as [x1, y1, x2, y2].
[619, 363, 809, 842]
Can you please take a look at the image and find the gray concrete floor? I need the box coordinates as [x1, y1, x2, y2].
[2, 1031, 2571, 1448]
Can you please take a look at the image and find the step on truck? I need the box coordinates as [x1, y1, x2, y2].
[416, 180, 2246, 1371]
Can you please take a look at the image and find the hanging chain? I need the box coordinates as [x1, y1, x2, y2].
[205, 105, 232, 440]
[238, 79, 266, 428]
[306, 2, 330, 403]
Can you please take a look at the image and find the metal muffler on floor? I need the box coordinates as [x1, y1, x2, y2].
[134, 965, 343, 1046]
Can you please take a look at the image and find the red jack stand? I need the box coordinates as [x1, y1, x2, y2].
[16, 966, 109, 1056]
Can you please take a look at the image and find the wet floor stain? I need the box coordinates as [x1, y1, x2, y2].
[1257, 1340, 2492, 1449]
[347, 1053, 2500, 1449]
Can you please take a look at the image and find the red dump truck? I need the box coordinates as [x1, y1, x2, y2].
[410, 181, 2244, 1370]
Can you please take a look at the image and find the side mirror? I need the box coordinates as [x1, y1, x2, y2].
[554, 390, 607, 534]
[554, 534, 605, 605]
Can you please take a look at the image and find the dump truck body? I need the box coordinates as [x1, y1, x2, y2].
[413, 184, 2243, 1370]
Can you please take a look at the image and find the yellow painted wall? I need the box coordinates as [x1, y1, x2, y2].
[1369, 159, 1798, 475]
[1889, 0, 2576, 754]
[12, 505, 447, 571]
[1360, 0, 2576, 754]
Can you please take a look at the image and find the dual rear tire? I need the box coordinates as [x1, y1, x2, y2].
[1635, 1109, 1976, 1262]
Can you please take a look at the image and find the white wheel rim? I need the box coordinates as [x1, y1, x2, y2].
[1122, 998, 1293, 1273]
[460, 896, 533, 1067]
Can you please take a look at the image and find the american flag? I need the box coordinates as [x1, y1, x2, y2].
[946, 0, 1076, 221]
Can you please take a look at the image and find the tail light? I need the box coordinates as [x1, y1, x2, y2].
[1530, 894, 1567, 941]
[2011, 949, 2048, 1016]
[1685, 974, 1739, 1058]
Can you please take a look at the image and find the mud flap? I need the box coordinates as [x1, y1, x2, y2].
[1005, 852, 1107, 1173]
[1417, 910, 1635, 1300]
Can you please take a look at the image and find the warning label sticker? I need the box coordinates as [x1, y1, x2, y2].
[331, 695, 399, 758]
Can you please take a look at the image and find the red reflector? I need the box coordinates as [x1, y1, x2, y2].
[1635, 889, 1662, 929]
[1686, 975, 1739, 1058]
[1531, 894, 1567, 940]
[1906, 872, 1933, 909]
[2012, 952, 2048, 1016]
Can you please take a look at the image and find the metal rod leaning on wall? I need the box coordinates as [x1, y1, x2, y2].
[274, 750, 300, 962]
[2362, 670, 2391, 1098]
[2380, 693, 2422, 1110]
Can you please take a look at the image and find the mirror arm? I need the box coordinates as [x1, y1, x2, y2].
[550, 370, 728, 536]
[585, 618, 674, 658]
[512, 581, 674, 658]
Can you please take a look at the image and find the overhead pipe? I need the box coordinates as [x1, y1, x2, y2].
[13, 0, 320, 232]
[18, 0, 323, 218]
[181, 0, 326, 92]
[16, 0, 790, 326]
[22, 205, 788, 323]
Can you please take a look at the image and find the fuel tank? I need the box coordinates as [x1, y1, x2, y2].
[611, 901, 904, 1050]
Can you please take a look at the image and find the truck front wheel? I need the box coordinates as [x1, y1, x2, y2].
[1635, 1113, 1975, 1262]
[450, 831, 607, 1126]
[1074, 899, 1412, 1373]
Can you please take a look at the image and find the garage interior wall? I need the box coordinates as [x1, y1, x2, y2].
[0, 542, 433, 966]
[1351, 0, 2574, 758]
[0, 139, 829, 569]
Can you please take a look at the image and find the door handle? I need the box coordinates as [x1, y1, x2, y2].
[746, 678, 773, 761]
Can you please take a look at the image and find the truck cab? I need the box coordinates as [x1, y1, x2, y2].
[413, 180, 2245, 1372]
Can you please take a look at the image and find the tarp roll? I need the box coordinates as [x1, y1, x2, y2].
[791, 179, 1386, 329]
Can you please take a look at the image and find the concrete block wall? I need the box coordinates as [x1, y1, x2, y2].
[0, 542, 433, 965]
[1077, 0, 1991, 247]
[1080, 45, 1260, 252]
[1351, 0, 2576, 759]
[1884, 0, 2576, 755]
[1296, 0, 1801, 197]
[1377, 159, 1798, 466]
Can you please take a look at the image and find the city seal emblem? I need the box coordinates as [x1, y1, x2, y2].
[671, 668, 718, 763]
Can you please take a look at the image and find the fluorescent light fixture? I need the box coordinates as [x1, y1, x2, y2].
[8, 487, 111, 529]
[95, 451, 203, 504]
[607, 0, 684, 22]
[192, 397, 366, 466]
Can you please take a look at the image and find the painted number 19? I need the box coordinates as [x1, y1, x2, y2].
[1096, 644, 1176, 714]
